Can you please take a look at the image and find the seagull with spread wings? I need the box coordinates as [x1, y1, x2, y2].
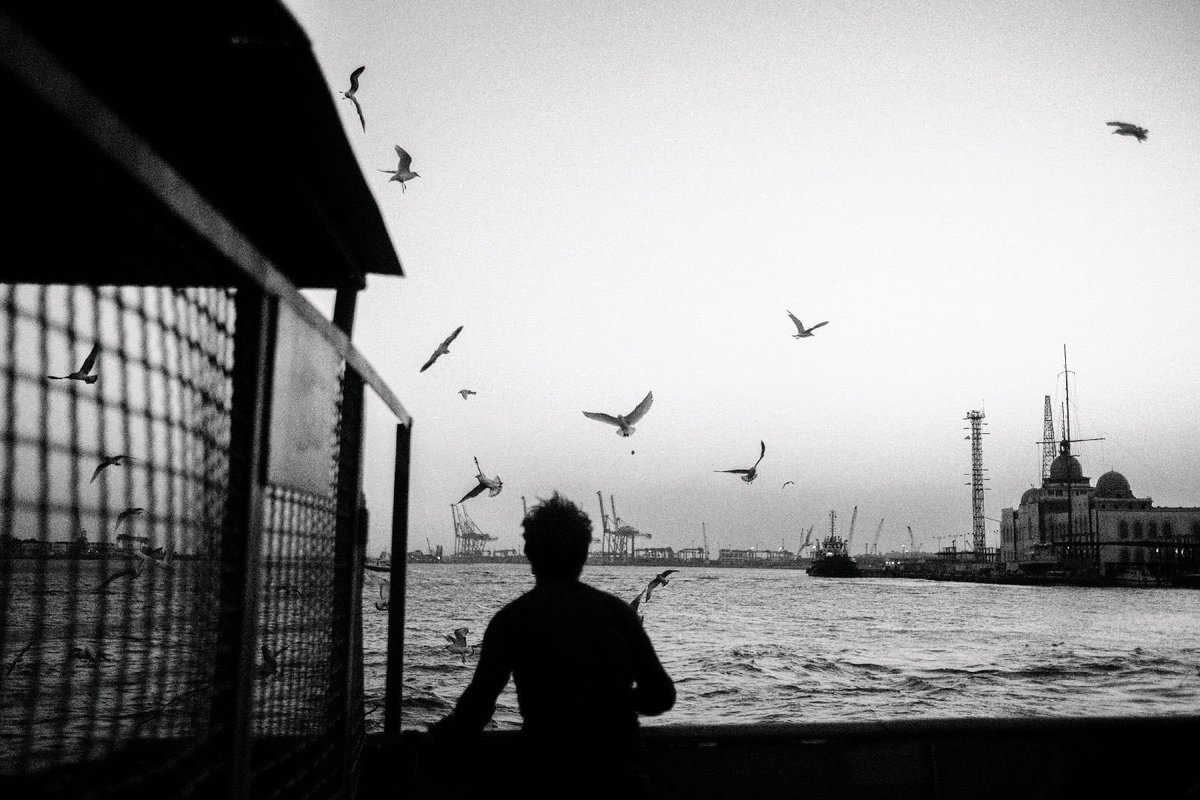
[716, 440, 766, 484]
[90, 454, 132, 484]
[341, 66, 366, 132]
[458, 389, 477, 400]
[458, 457, 502, 502]
[420, 325, 463, 372]
[94, 556, 146, 592]
[48, 343, 100, 384]
[582, 390, 654, 437]
[787, 311, 829, 338]
[1107, 121, 1147, 142]
[379, 145, 420, 191]
[642, 569, 677, 604]
[258, 644, 289, 678]
[781, 480, 795, 491]
[445, 627, 478, 663]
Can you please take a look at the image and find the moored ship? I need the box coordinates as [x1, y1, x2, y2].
[807, 510, 862, 577]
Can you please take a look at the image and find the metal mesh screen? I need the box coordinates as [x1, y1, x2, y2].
[0, 283, 233, 782]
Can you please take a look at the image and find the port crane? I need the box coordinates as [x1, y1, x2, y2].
[871, 518, 884, 554]
[907, 526, 917, 555]
[597, 491, 650, 561]
[846, 505, 858, 549]
[798, 524, 815, 555]
[452, 504, 497, 557]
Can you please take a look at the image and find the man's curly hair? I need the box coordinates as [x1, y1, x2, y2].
[522, 492, 593, 580]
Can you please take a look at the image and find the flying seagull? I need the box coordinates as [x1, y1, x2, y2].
[582, 390, 654, 437]
[115, 507, 145, 532]
[420, 325, 464, 372]
[642, 569, 677, 604]
[716, 440, 766, 484]
[47, 343, 100, 384]
[459, 457, 502, 502]
[90, 454, 132, 484]
[781, 480, 795, 491]
[94, 556, 146, 591]
[445, 627, 478, 663]
[787, 311, 829, 338]
[341, 66, 366, 132]
[379, 145, 420, 191]
[258, 644, 288, 678]
[1107, 121, 1147, 142]
[458, 389, 477, 400]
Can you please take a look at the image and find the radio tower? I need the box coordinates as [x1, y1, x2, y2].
[1041, 395, 1055, 481]
[964, 410, 988, 553]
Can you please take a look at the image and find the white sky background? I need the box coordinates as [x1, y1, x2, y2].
[285, 0, 1200, 557]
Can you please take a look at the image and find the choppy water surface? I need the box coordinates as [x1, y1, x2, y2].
[369, 564, 1200, 732]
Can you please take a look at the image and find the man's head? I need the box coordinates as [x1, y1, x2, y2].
[522, 492, 592, 581]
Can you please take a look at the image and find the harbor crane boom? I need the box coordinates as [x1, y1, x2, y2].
[871, 518, 884, 554]
[907, 525, 916, 554]
[846, 505, 858, 548]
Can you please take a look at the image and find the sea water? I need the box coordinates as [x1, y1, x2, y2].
[372, 563, 1200, 732]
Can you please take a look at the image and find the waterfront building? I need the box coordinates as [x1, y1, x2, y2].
[1001, 442, 1200, 579]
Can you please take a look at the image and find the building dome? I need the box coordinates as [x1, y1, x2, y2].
[1047, 453, 1085, 483]
[1020, 488, 1040, 505]
[1095, 470, 1133, 499]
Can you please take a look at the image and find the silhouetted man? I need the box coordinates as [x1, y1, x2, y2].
[428, 492, 675, 798]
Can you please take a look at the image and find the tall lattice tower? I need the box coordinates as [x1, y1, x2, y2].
[1041, 395, 1055, 481]
[964, 410, 988, 552]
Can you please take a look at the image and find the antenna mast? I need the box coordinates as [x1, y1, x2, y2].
[1041, 395, 1055, 481]
[964, 409, 988, 553]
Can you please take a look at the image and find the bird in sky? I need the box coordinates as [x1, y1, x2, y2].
[258, 644, 288, 678]
[419, 325, 464, 372]
[94, 556, 146, 592]
[787, 311, 829, 338]
[458, 389, 477, 400]
[90, 454, 132, 484]
[582, 390, 654, 437]
[1107, 121, 1147, 142]
[115, 507, 145, 532]
[379, 145, 420, 191]
[781, 481, 795, 491]
[445, 627, 478, 663]
[341, 66, 366, 132]
[459, 457, 502, 502]
[642, 569, 677, 603]
[716, 440, 766, 484]
[47, 343, 100, 384]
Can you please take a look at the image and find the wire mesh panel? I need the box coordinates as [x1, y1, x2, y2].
[0, 283, 234, 790]
[248, 301, 357, 800]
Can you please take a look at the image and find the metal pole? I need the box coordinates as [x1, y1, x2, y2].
[330, 369, 365, 789]
[209, 290, 273, 799]
[384, 421, 412, 734]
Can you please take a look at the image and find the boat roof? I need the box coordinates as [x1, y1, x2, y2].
[1, 2, 402, 289]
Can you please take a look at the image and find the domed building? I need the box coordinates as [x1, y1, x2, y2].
[1001, 440, 1200, 580]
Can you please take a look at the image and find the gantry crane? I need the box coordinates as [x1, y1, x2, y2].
[871, 518, 884, 554]
[596, 491, 650, 561]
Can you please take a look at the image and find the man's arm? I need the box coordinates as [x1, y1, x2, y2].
[629, 613, 675, 716]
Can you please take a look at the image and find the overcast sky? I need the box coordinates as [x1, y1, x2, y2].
[285, 0, 1200, 558]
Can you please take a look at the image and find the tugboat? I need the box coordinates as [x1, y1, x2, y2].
[807, 510, 862, 578]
